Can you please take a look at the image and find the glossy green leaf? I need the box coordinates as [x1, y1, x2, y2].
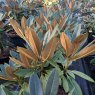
[90, 58, 95, 64]
[14, 69, 33, 77]
[67, 76, 83, 95]
[62, 76, 69, 93]
[0, 85, 6, 95]
[27, 15, 34, 27]
[29, 73, 43, 95]
[67, 70, 75, 79]
[3, 87, 13, 95]
[71, 70, 95, 82]
[45, 69, 59, 95]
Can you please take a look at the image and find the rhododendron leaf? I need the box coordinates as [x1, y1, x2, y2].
[10, 19, 24, 38]
[20, 53, 30, 67]
[41, 36, 58, 62]
[21, 16, 27, 31]
[5, 66, 14, 77]
[71, 44, 95, 61]
[72, 33, 88, 54]
[10, 57, 27, 68]
[27, 28, 42, 57]
[52, 18, 57, 30]
[60, 32, 73, 57]
[17, 47, 38, 61]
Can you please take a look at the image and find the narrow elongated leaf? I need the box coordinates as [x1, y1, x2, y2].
[59, 16, 66, 29]
[67, 70, 75, 79]
[62, 76, 69, 93]
[72, 44, 95, 60]
[10, 19, 24, 38]
[72, 33, 88, 55]
[10, 57, 26, 68]
[0, 85, 6, 95]
[10, 51, 20, 60]
[28, 28, 42, 57]
[27, 15, 34, 27]
[17, 47, 38, 61]
[52, 18, 57, 30]
[20, 53, 30, 67]
[67, 76, 83, 95]
[5, 66, 15, 77]
[3, 87, 14, 95]
[60, 32, 73, 56]
[45, 69, 59, 95]
[29, 73, 43, 95]
[14, 69, 33, 77]
[21, 16, 27, 31]
[0, 76, 13, 81]
[41, 36, 58, 62]
[71, 70, 94, 82]
[73, 33, 88, 44]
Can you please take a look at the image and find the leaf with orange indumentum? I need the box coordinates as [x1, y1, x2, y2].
[66, 0, 75, 11]
[52, 18, 57, 30]
[5, 66, 15, 78]
[59, 16, 66, 29]
[17, 47, 38, 61]
[19, 53, 30, 67]
[71, 44, 95, 61]
[21, 16, 27, 31]
[0, 76, 14, 81]
[10, 57, 27, 68]
[0, 21, 4, 28]
[43, 15, 52, 32]
[72, 33, 88, 54]
[0, 66, 17, 81]
[10, 19, 24, 38]
[41, 36, 58, 62]
[60, 32, 73, 57]
[27, 28, 42, 57]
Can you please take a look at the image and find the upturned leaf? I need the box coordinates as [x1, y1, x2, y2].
[45, 69, 59, 95]
[41, 36, 58, 62]
[62, 76, 69, 93]
[67, 76, 83, 95]
[60, 32, 73, 57]
[10, 19, 24, 38]
[17, 47, 38, 61]
[21, 16, 27, 31]
[10, 57, 26, 68]
[29, 73, 43, 95]
[27, 28, 42, 57]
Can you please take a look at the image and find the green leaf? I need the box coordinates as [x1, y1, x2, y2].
[68, 88, 75, 95]
[71, 70, 95, 82]
[48, 59, 61, 72]
[62, 76, 69, 93]
[29, 73, 43, 95]
[14, 69, 33, 77]
[0, 85, 6, 95]
[10, 51, 20, 60]
[45, 69, 59, 95]
[27, 15, 34, 27]
[67, 76, 83, 95]
[90, 58, 95, 64]
[22, 83, 29, 95]
[11, 91, 19, 95]
[3, 87, 13, 95]
[67, 70, 75, 79]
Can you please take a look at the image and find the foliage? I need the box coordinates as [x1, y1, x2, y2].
[0, 0, 95, 95]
